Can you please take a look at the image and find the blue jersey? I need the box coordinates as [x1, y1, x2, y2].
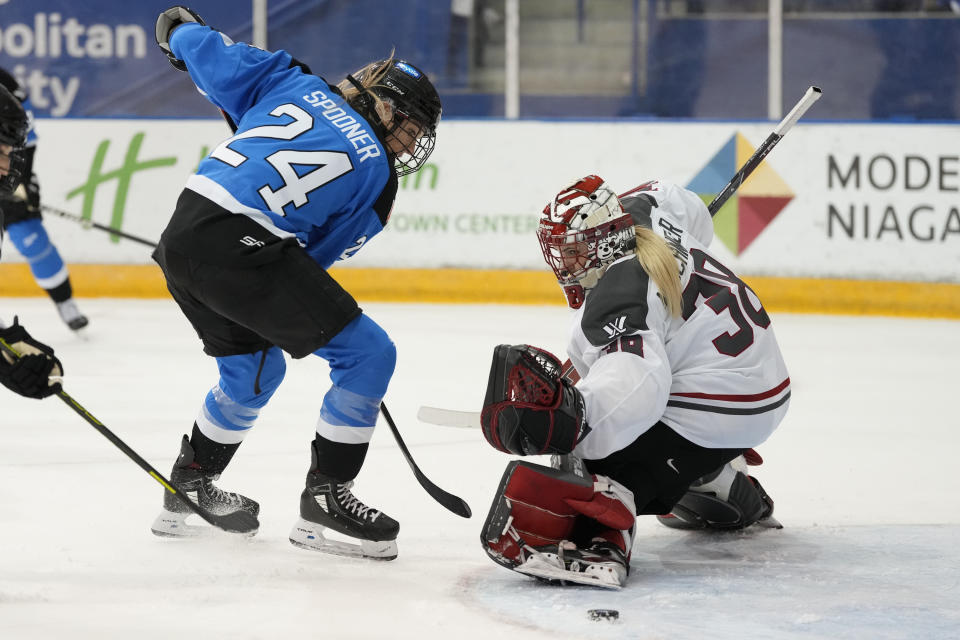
[170, 24, 394, 269]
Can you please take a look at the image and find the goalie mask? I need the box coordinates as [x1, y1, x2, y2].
[537, 175, 636, 309]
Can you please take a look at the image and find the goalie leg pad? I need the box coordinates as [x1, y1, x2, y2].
[481, 460, 635, 570]
[657, 458, 778, 530]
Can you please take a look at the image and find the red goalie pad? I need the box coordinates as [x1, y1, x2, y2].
[481, 460, 636, 569]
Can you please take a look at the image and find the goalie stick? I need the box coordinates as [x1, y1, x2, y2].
[418, 405, 481, 429]
[0, 338, 258, 535]
[418, 89, 823, 430]
[707, 85, 822, 217]
[41, 204, 159, 249]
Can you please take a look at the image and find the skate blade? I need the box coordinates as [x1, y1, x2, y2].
[515, 553, 624, 590]
[288, 518, 397, 561]
[150, 508, 258, 538]
[756, 515, 784, 529]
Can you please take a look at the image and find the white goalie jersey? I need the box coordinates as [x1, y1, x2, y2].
[567, 180, 790, 460]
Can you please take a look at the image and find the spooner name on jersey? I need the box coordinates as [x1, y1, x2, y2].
[303, 90, 381, 163]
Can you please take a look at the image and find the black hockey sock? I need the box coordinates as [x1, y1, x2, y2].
[189, 423, 241, 475]
[45, 279, 73, 303]
[311, 435, 368, 482]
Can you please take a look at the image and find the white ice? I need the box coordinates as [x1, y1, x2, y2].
[1, 297, 958, 640]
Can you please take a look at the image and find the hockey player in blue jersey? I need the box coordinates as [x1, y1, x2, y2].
[0, 84, 64, 399]
[149, 7, 441, 559]
[0, 67, 89, 332]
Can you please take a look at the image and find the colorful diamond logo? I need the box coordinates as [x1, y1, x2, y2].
[686, 133, 794, 255]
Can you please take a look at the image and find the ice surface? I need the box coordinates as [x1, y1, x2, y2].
[1, 298, 958, 639]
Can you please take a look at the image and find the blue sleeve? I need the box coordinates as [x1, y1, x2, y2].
[169, 23, 294, 125]
[22, 97, 37, 146]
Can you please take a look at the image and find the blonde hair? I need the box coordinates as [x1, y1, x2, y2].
[336, 52, 396, 121]
[633, 226, 683, 318]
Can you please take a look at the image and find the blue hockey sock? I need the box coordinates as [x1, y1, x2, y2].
[6, 219, 68, 290]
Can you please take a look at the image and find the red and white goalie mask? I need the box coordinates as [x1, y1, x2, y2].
[537, 175, 636, 309]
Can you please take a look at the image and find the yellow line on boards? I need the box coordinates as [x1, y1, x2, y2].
[0, 263, 958, 319]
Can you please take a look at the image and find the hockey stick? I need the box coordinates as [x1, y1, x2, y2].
[0, 338, 258, 535]
[379, 402, 472, 518]
[41, 204, 159, 249]
[707, 85, 822, 217]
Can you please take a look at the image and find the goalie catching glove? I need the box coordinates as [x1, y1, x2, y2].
[155, 6, 206, 71]
[481, 344, 590, 456]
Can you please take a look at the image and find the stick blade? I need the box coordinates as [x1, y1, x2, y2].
[202, 509, 260, 534]
[415, 469, 472, 518]
[170, 488, 260, 534]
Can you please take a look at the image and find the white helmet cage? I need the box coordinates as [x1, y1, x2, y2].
[537, 175, 636, 308]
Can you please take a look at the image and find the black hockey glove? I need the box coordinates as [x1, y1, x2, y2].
[0, 148, 40, 211]
[155, 6, 206, 72]
[481, 344, 591, 456]
[0, 147, 26, 195]
[0, 317, 63, 399]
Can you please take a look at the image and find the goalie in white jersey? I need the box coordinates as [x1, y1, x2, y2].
[479, 175, 790, 588]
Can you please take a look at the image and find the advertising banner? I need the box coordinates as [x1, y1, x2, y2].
[15, 118, 960, 284]
[0, 0, 251, 116]
[0, 0, 452, 117]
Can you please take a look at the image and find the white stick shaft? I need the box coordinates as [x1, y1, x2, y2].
[708, 85, 823, 216]
[774, 85, 822, 136]
[417, 406, 481, 429]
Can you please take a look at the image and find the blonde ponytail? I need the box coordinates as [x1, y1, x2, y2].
[633, 226, 683, 318]
[337, 53, 396, 120]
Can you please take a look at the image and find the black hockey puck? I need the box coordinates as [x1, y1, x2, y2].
[587, 609, 619, 621]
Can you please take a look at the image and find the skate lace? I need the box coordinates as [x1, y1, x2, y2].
[203, 477, 244, 506]
[336, 482, 380, 521]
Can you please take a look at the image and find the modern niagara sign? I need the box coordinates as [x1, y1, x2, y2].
[825, 153, 960, 243]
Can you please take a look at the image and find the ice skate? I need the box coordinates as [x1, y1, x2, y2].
[289, 442, 398, 560]
[55, 298, 89, 332]
[657, 456, 781, 531]
[515, 540, 628, 590]
[151, 435, 259, 537]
